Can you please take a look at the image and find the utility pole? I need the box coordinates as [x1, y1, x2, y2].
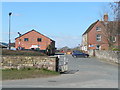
[9, 12, 12, 50]
[118, 2, 120, 50]
[118, 1, 120, 21]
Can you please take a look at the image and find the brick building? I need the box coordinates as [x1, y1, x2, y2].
[15, 30, 55, 54]
[81, 14, 120, 51]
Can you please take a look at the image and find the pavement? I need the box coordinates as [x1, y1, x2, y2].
[2, 55, 118, 88]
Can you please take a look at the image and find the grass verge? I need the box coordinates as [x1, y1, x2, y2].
[2, 68, 60, 80]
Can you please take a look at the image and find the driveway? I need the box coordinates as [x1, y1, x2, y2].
[2, 55, 118, 88]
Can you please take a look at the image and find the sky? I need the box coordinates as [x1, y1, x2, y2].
[1, 2, 110, 48]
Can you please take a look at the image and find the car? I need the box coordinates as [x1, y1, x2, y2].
[72, 50, 89, 58]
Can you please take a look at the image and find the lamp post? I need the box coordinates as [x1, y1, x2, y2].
[118, 2, 120, 21]
[9, 12, 12, 50]
[18, 32, 21, 50]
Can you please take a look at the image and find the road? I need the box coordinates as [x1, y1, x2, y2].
[2, 55, 118, 88]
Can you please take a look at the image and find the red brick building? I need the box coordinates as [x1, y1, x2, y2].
[81, 14, 120, 51]
[15, 30, 55, 54]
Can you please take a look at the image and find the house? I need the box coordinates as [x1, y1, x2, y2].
[15, 30, 55, 55]
[81, 14, 120, 51]
[0, 42, 8, 49]
[9, 43, 16, 50]
[0, 42, 16, 50]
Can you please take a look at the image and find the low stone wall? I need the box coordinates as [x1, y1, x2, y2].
[1, 56, 59, 71]
[95, 50, 119, 64]
[88, 50, 95, 57]
[88, 50, 120, 64]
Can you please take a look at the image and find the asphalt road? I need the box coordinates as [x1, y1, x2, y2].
[2, 55, 118, 88]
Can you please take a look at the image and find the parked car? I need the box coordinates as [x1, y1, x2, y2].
[72, 50, 89, 58]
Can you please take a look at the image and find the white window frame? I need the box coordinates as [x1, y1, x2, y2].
[111, 36, 116, 42]
[96, 34, 101, 41]
[96, 27, 101, 31]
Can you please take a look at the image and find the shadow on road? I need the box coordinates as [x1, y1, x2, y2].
[60, 70, 79, 74]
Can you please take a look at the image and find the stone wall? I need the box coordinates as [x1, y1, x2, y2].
[88, 50, 120, 64]
[1, 56, 59, 71]
[95, 50, 119, 64]
[88, 50, 95, 57]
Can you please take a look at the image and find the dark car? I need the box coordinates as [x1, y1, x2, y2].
[72, 51, 89, 58]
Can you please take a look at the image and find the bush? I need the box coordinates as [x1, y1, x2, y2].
[112, 48, 120, 51]
[2, 50, 46, 56]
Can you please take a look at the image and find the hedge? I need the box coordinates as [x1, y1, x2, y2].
[2, 50, 46, 56]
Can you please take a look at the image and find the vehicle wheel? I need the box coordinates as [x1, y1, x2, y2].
[84, 55, 88, 58]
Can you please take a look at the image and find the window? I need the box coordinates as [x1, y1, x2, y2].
[96, 45, 101, 50]
[24, 38, 28, 41]
[112, 37, 116, 42]
[37, 38, 42, 42]
[110, 36, 116, 42]
[96, 34, 101, 41]
[96, 27, 101, 31]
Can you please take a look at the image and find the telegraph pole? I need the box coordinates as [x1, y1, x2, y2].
[8, 12, 12, 50]
[118, 1, 120, 21]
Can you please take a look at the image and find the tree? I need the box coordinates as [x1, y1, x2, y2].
[100, 2, 120, 50]
[59, 46, 70, 52]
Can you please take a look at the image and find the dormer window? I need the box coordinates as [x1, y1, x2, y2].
[96, 27, 101, 31]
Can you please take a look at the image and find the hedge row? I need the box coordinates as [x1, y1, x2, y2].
[2, 50, 46, 56]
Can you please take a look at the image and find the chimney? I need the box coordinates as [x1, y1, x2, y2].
[103, 13, 108, 22]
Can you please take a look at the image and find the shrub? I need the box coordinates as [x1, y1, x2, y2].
[112, 48, 120, 51]
[2, 50, 46, 56]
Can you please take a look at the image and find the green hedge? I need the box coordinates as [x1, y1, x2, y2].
[2, 50, 46, 56]
[112, 48, 120, 51]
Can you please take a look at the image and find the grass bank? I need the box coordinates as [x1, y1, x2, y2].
[2, 68, 60, 80]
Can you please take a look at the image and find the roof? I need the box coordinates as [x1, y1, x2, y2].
[82, 18, 120, 36]
[0, 42, 8, 48]
[15, 30, 55, 42]
[82, 20, 99, 35]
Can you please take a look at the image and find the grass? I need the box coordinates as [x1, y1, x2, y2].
[2, 68, 60, 80]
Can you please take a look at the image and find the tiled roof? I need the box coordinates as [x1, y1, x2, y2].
[82, 20, 99, 35]
[15, 29, 55, 42]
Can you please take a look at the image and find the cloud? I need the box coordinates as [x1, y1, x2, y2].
[12, 13, 22, 16]
[1, 32, 82, 48]
[49, 35, 82, 48]
[1, 32, 17, 35]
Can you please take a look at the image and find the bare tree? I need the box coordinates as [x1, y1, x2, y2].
[100, 1, 120, 50]
[101, 21, 118, 49]
[109, 1, 120, 49]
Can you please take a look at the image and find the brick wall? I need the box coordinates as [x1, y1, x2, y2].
[88, 21, 109, 50]
[15, 30, 53, 50]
